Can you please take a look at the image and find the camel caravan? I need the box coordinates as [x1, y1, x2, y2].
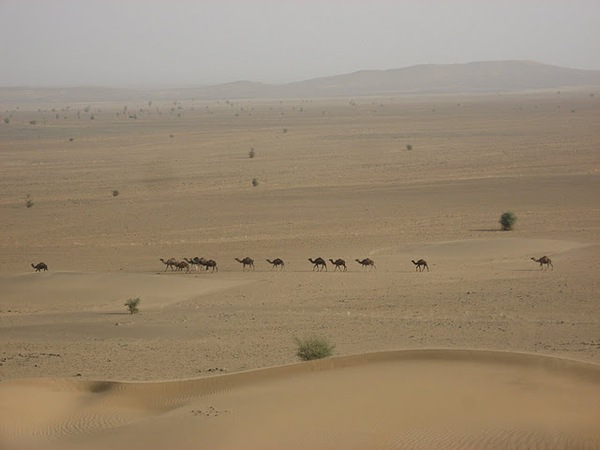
[30, 255, 555, 273]
[157, 256, 381, 273]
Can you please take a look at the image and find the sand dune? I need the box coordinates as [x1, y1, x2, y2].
[0, 272, 251, 313]
[403, 237, 590, 259]
[0, 350, 598, 449]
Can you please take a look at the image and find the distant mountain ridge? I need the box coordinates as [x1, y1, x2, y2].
[1, 61, 599, 103]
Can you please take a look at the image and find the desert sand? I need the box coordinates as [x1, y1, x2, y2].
[1, 90, 599, 448]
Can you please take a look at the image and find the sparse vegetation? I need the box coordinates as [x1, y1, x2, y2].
[499, 211, 517, 231]
[282, 128, 288, 133]
[294, 335, 335, 361]
[124, 297, 140, 314]
[406, 144, 413, 151]
[248, 147, 255, 158]
[112, 190, 120, 197]
[4, 118, 10, 124]
[25, 194, 33, 208]
[252, 178, 259, 187]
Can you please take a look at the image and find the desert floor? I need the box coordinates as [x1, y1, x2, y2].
[0, 90, 599, 448]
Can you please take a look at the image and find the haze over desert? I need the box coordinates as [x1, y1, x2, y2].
[1, 71, 599, 448]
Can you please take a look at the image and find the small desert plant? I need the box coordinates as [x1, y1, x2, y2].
[252, 178, 259, 187]
[248, 147, 255, 158]
[3, 118, 9, 124]
[294, 335, 335, 361]
[25, 194, 33, 208]
[499, 211, 517, 231]
[406, 144, 413, 151]
[112, 190, 120, 197]
[282, 128, 288, 134]
[124, 297, 140, 314]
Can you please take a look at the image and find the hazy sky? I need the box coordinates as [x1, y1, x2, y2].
[1, 0, 599, 87]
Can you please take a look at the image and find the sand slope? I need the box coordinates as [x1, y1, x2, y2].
[0, 350, 599, 450]
[1, 271, 251, 313]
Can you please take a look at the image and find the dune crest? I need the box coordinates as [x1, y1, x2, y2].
[1, 350, 598, 449]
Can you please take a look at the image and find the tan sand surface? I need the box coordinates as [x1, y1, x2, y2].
[1, 91, 599, 448]
[1, 351, 599, 449]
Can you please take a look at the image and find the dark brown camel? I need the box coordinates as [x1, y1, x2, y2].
[355, 258, 376, 270]
[329, 258, 347, 272]
[308, 257, 327, 271]
[184, 258, 201, 271]
[31, 262, 48, 272]
[412, 259, 429, 272]
[191, 257, 216, 272]
[160, 258, 178, 272]
[175, 260, 190, 272]
[266, 258, 285, 270]
[191, 256, 207, 266]
[235, 257, 255, 271]
[203, 259, 218, 273]
[531, 256, 553, 270]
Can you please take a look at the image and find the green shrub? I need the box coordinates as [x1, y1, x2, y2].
[125, 297, 141, 314]
[499, 211, 517, 231]
[252, 178, 259, 187]
[294, 335, 334, 361]
[112, 190, 120, 197]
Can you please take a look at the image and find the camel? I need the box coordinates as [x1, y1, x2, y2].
[329, 258, 347, 272]
[412, 259, 429, 272]
[175, 260, 190, 272]
[203, 259, 218, 273]
[191, 256, 207, 266]
[160, 258, 178, 272]
[184, 258, 201, 271]
[266, 258, 285, 270]
[31, 262, 48, 272]
[235, 257, 255, 271]
[308, 257, 327, 271]
[190, 257, 217, 272]
[355, 258, 376, 270]
[531, 256, 553, 270]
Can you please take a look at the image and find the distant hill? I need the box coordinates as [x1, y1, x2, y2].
[1, 61, 599, 104]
